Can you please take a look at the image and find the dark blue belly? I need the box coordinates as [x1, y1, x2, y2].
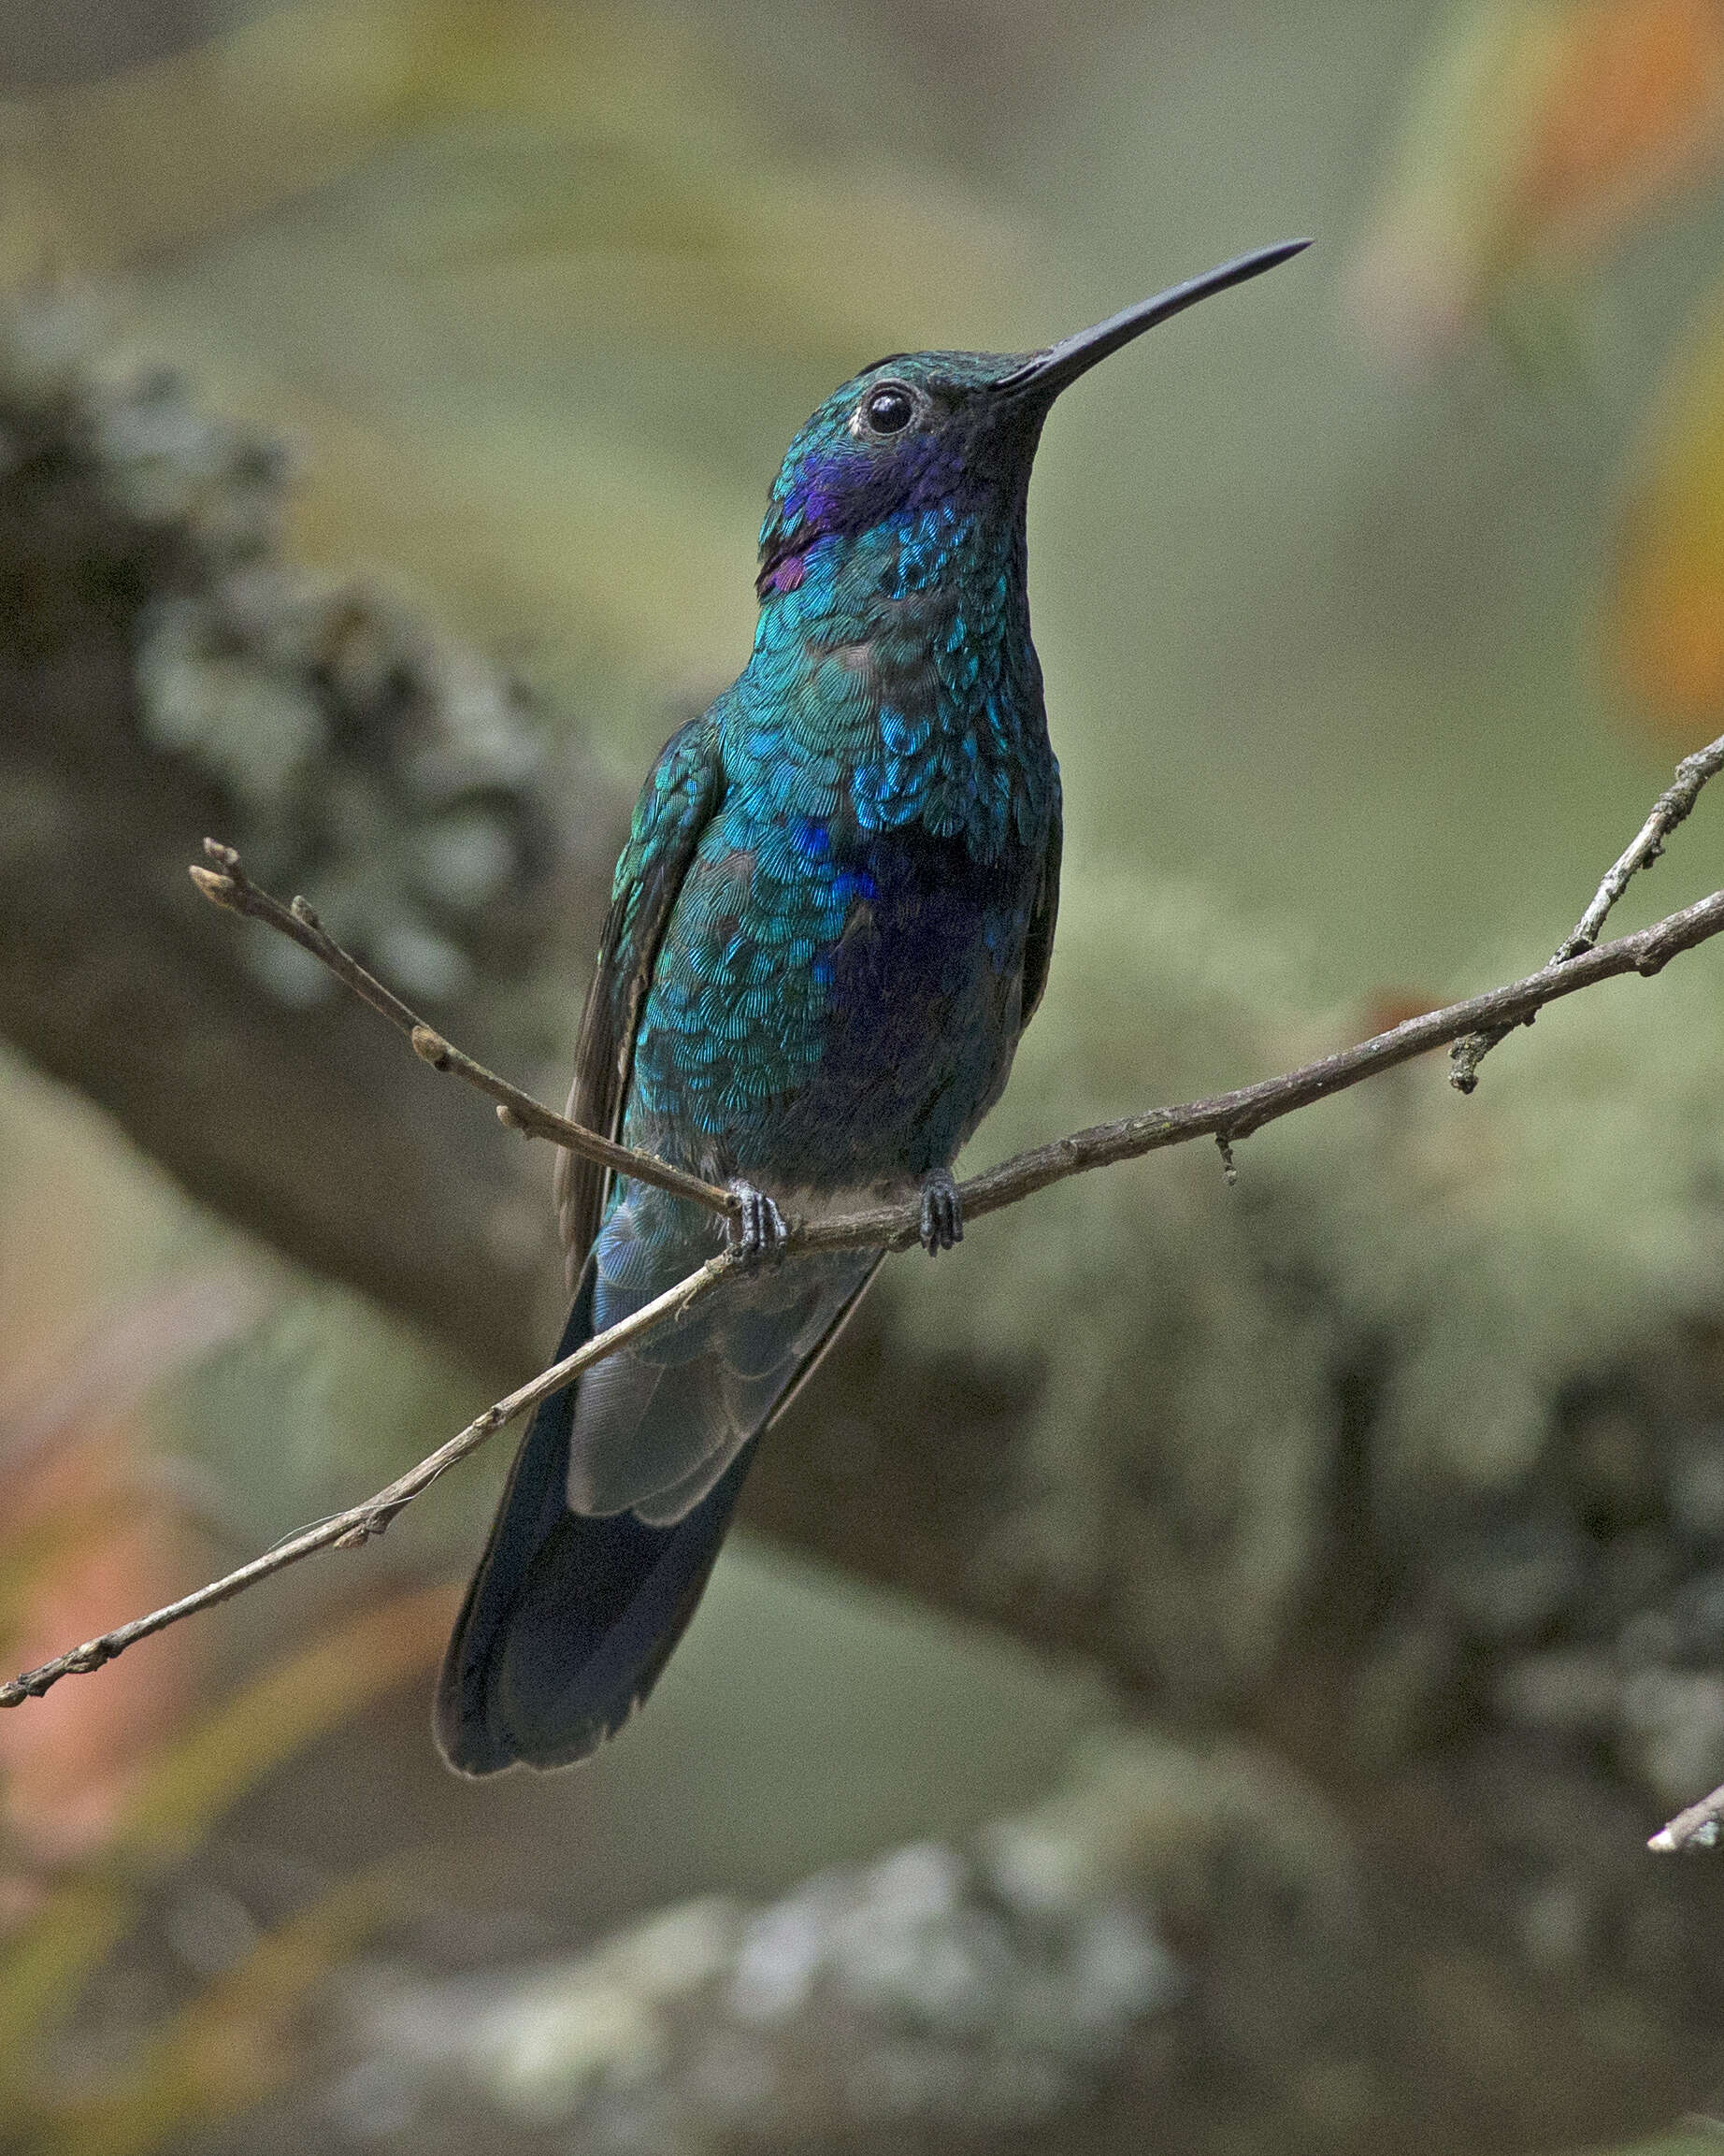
[762, 821, 1034, 1185]
[626, 806, 1038, 1191]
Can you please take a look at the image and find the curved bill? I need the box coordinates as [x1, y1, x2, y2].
[995, 237, 1311, 400]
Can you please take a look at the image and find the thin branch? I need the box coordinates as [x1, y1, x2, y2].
[1648, 1785, 1724, 1854]
[7, 895, 1724, 1710]
[1450, 731, 1724, 1092]
[194, 841, 1724, 1258]
[9, 772, 1724, 1716]
[1557, 732, 1724, 958]
[785, 886, 1724, 1256]
[190, 841, 739, 1224]
[0, 1251, 739, 1709]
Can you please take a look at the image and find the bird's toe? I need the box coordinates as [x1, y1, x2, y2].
[728, 1181, 787, 1261]
[918, 1169, 963, 1256]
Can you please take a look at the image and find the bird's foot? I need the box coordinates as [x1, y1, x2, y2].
[919, 1167, 963, 1256]
[727, 1180, 787, 1263]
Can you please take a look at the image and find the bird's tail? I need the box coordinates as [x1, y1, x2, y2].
[436, 1243, 878, 1774]
[433, 1272, 764, 1775]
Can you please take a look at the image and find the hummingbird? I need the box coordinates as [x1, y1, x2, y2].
[436, 237, 1309, 1774]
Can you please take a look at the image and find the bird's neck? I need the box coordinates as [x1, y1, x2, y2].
[746, 500, 1050, 860]
[753, 498, 1031, 659]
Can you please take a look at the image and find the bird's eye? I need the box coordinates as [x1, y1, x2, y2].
[861, 383, 916, 435]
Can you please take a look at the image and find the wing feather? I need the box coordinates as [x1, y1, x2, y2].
[1019, 769, 1063, 1032]
[554, 715, 726, 1279]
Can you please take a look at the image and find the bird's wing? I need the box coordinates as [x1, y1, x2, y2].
[554, 714, 726, 1279]
[1019, 765, 1063, 1031]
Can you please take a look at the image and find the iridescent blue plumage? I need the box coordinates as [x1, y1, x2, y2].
[436, 238, 1308, 1774]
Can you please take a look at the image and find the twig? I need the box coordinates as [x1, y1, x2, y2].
[8, 798, 1724, 1715]
[785, 887, 1724, 1255]
[1450, 732, 1724, 1092]
[8, 895, 1724, 1708]
[194, 841, 1724, 1258]
[0, 1251, 739, 1708]
[1648, 1786, 1724, 1854]
[190, 841, 739, 1223]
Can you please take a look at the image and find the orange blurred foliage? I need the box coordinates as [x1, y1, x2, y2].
[0, 1089, 265, 1874]
[0, 1436, 199, 1868]
[1612, 282, 1724, 733]
[1351, 0, 1724, 363]
[1511, 0, 1724, 264]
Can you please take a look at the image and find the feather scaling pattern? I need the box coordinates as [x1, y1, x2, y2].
[437, 242, 1306, 1772]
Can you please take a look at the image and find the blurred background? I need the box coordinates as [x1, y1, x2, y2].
[7, 1, 1724, 2150]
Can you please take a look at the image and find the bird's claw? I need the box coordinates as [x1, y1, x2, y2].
[919, 1168, 963, 1255]
[728, 1181, 786, 1262]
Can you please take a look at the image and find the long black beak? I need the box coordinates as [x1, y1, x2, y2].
[994, 237, 1311, 400]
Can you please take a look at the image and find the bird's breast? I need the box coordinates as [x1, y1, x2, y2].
[626, 798, 1043, 1190]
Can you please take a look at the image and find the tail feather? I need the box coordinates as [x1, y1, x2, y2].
[434, 1277, 761, 1775]
[437, 1235, 884, 1775]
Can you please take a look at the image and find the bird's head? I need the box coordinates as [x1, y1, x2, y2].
[755, 237, 1309, 603]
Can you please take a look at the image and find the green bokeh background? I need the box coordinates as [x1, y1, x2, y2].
[6, 1, 1724, 2148]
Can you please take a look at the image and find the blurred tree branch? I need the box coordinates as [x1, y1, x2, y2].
[326, 1725, 1349, 2153]
[0, 298, 625, 1377]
